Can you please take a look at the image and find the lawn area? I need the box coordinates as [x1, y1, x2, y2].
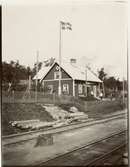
[83, 100, 126, 118]
[58, 99, 126, 119]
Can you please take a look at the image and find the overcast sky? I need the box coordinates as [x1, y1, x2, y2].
[2, 0, 127, 80]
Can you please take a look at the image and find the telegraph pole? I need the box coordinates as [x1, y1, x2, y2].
[122, 77, 125, 104]
[28, 75, 31, 99]
[85, 65, 88, 97]
[58, 21, 62, 96]
[84, 65, 88, 111]
[102, 82, 105, 97]
[35, 50, 39, 102]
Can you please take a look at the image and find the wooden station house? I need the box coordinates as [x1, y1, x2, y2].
[33, 59, 103, 97]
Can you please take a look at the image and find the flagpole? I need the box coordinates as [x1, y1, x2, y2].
[58, 21, 71, 96]
[59, 21, 62, 96]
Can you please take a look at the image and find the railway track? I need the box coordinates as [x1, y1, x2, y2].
[3, 112, 127, 146]
[87, 143, 127, 166]
[36, 130, 127, 166]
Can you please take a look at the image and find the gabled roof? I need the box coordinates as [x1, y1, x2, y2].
[60, 62, 102, 83]
[33, 61, 102, 83]
[33, 62, 55, 80]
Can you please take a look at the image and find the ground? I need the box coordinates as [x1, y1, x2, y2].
[58, 99, 126, 118]
[2, 103, 54, 135]
[2, 117, 127, 166]
[2, 99, 126, 135]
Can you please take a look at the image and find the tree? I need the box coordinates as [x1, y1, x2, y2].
[97, 67, 127, 97]
[2, 61, 19, 84]
[26, 66, 32, 77]
[104, 77, 117, 90]
[32, 57, 55, 77]
[116, 78, 122, 91]
[98, 68, 107, 81]
[2, 61, 33, 90]
[32, 62, 43, 77]
[44, 57, 55, 67]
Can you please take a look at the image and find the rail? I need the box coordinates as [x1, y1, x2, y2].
[86, 143, 126, 166]
[36, 130, 127, 166]
[3, 112, 127, 146]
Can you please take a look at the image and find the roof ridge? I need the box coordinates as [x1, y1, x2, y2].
[33, 60, 102, 83]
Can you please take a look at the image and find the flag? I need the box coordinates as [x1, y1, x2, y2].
[60, 21, 72, 30]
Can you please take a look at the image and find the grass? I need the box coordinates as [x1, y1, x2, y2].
[2, 103, 54, 135]
[79, 96, 98, 101]
[84, 100, 126, 118]
[59, 99, 127, 119]
[2, 97, 127, 136]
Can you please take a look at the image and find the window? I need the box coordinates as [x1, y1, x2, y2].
[63, 84, 69, 94]
[54, 71, 60, 79]
[78, 84, 83, 94]
[47, 85, 53, 94]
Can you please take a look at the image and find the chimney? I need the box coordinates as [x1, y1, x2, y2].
[70, 58, 76, 65]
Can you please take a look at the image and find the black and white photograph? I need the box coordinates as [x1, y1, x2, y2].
[2, 0, 128, 166]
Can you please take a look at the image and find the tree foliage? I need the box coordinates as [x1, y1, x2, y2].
[32, 57, 55, 77]
[98, 68, 107, 81]
[2, 61, 32, 86]
[98, 67, 127, 93]
[2, 57, 56, 90]
[32, 62, 43, 77]
[104, 77, 117, 90]
[44, 57, 55, 67]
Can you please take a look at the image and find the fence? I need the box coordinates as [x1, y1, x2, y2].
[2, 90, 82, 105]
[2, 90, 126, 113]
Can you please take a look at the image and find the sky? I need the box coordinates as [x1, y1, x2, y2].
[2, 0, 127, 80]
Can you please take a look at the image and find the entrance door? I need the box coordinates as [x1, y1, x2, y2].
[93, 85, 97, 97]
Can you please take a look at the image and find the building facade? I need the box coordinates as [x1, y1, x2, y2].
[33, 61, 102, 97]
